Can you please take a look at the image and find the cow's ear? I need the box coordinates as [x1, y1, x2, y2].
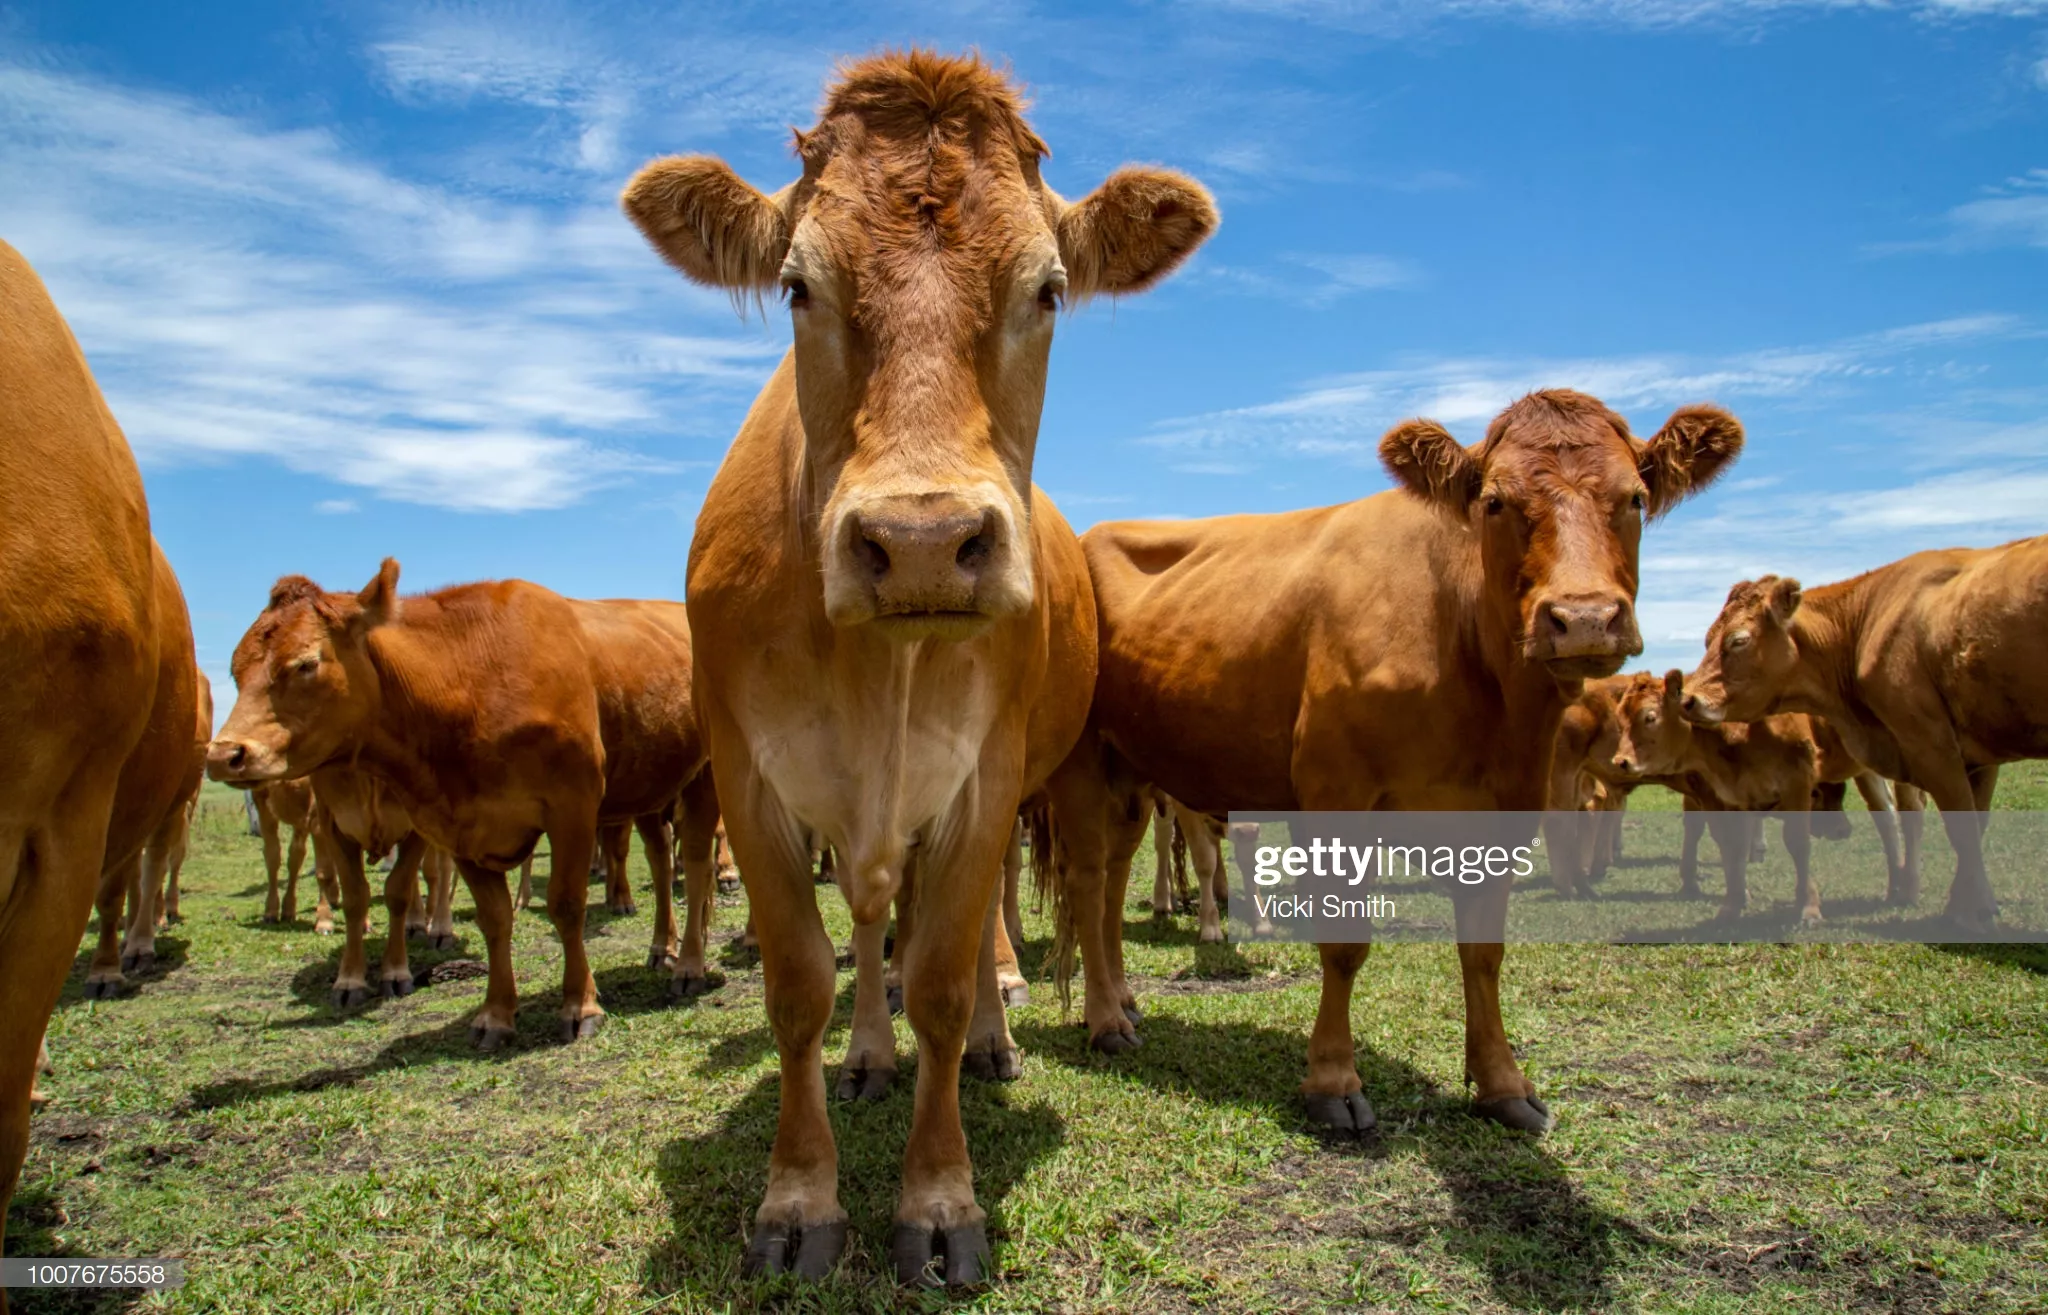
[1763, 576, 1802, 625]
[1639, 404, 1744, 517]
[1381, 419, 1480, 511]
[1057, 167, 1217, 300]
[621, 156, 790, 293]
[355, 558, 401, 630]
[1662, 669, 1685, 702]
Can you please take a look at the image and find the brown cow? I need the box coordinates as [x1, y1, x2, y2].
[306, 767, 435, 1006]
[92, 672, 214, 983]
[621, 50, 1210, 1284]
[208, 571, 723, 1045]
[1043, 389, 1741, 1137]
[1681, 541, 2048, 930]
[1, 240, 200, 1311]
[252, 777, 335, 930]
[1543, 672, 1641, 895]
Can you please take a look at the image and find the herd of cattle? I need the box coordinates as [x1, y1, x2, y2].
[4, 50, 2046, 1296]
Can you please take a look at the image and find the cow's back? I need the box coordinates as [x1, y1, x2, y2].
[1087, 491, 1491, 812]
[571, 598, 704, 819]
[0, 241, 161, 833]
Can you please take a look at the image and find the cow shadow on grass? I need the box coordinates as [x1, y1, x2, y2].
[3, 1181, 140, 1314]
[1011, 1010, 1657, 1312]
[643, 1065, 1067, 1302]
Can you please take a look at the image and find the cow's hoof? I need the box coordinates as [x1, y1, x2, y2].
[1121, 1002, 1143, 1026]
[962, 1045, 1022, 1083]
[82, 976, 124, 1000]
[1474, 1094, 1554, 1134]
[1000, 982, 1029, 1008]
[743, 1219, 846, 1280]
[560, 1013, 604, 1042]
[470, 1022, 516, 1052]
[120, 950, 155, 976]
[716, 877, 740, 896]
[1304, 1091, 1377, 1136]
[609, 901, 636, 917]
[1151, 908, 1171, 924]
[262, 912, 280, 925]
[669, 971, 722, 1000]
[406, 925, 428, 942]
[647, 949, 675, 971]
[380, 973, 415, 999]
[835, 1062, 894, 1102]
[892, 1220, 990, 1289]
[29, 1088, 52, 1111]
[428, 933, 458, 951]
[1800, 910, 1824, 927]
[1712, 905, 1744, 923]
[886, 984, 904, 1016]
[331, 984, 372, 1008]
[1678, 883, 1703, 900]
[1090, 1027, 1140, 1055]
[313, 922, 334, 937]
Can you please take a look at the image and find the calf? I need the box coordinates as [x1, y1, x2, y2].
[1044, 389, 1741, 1136]
[252, 778, 331, 928]
[621, 50, 1209, 1283]
[1681, 541, 2048, 931]
[208, 568, 720, 1045]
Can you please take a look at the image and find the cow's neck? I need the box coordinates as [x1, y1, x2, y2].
[340, 624, 469, 816]
[1782, 586, 1866, 724]
[1461, 537, 1571, 807]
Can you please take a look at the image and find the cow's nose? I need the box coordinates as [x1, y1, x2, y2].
[1612, 756, 1636, 775]
[206, 739, 252, 781]
[851, 501, 998, 612]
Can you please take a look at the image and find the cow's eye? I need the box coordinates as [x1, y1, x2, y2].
[1728, 631, 1752, 651]
[1644, 711, 1659, 725]
[782, 277, 810, 310]
[1630, 490, 1647, 513]
[293, 657, 319, 677]
[1483, 495, 1506, 516]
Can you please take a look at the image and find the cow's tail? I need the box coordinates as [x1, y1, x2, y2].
[1025, 802, 1076, 1017]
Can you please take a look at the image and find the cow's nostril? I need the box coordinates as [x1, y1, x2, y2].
[956, 532, 991, 570]
[227, 745, 248, 770]
[1544, 605, 1570, 636]
[856, 534, 891, 581]
[1681, 694, 1699, 714]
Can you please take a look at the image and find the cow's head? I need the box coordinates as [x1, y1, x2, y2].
[1610, 669, 1690, 776]
[206, 560, 399, 785]
[1381, 391, 1743, 681]
[1681, 575, 1802, 724]
[622, 51, 1216, 639]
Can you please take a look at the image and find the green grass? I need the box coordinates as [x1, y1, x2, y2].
[13, 767, 2048, 1313]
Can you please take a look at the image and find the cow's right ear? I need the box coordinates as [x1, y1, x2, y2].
[1662, 669, 1685, 702]
[355, 558, 401, 630]
[1763, 576, 1802, 625]
[1380, 419, 1481, 511]
[621, 156, 790, 293]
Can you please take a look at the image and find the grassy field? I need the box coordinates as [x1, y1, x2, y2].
[13, 768, 2048, 1313]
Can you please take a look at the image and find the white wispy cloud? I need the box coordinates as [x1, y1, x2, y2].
[1192, 250, 1422, 305]
[0, 59, 783, 513]
[1203, 0, 2048, 31]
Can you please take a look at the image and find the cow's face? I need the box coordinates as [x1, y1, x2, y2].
[1381, 391, 1743, 682]
[1682, 575, 1802, 724]
[623, 52, 1215, 639]
[1610, 670, 1690, 777]
[207, 560, 399, 785]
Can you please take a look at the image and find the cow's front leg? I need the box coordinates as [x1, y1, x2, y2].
[81, 857, 135, 998]
[378, 833, 427, 997]
[1705, 810, 1749, 920]
[329, 830, 377, 1007]
[1453, 882, 1548, 1133]
[734, 813, 845, 1279]
[1784, 808, 1821, 925]
[641, 814, 678, 972]
[1102, 798, 1149, 1025]
[545, 820, 603, 1041]
[457, 860, 520, 1050]
[600, 822, 635, 917]
[893, 819, 1008, 1288]
[1303, 941, 1375, 1134]
[424, 848, 457, 948]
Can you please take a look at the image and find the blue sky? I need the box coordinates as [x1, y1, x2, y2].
[3, 0, 2044, 718]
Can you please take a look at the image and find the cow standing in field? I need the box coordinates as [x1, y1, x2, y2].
[1, 241, 202, 1311]
[252, 778, 334, 930]
[1044, 390, 1742, 1136]
[1681, 542, 2048, 931]
[208, 571, 726, 1044]
[621, 50, 1212, 1284]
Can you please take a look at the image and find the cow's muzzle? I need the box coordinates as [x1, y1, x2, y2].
[1529, 592, 1640, 678]
[206, 737, 286, 785]
[825, 491, 1030, 635]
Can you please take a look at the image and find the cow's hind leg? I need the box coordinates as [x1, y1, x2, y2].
[544, 818, 604, 1041]
[1679, 808, 1707, 899]
[599, 822, 634, 916]
[1043, 746, 1138, 1052]
[1705, 810, 1750, 920]
[329, 830, 377, 1007]
[1302, 941, 1376, 1134]
[259, 805, 284, 922]
[1181, 808, 1224, 944]
[1892, 783, 1925, 906]
[1149, 796, 1173, 919]
[281, 825, 308, 925]
[378, 833, 427, 997]
[999, 817, 1027, 1004]
[1228, 821, 1271, 935]
[963, 877, 1021, 1084]
[424, 848, 458, 949]
[1784, 808, 1820, 925]
[1102, 798, 1149, 1026]
[838, 913, 897, 1102]
[121, 812, 180, 976]
[457, 860, 521, 1050]
[669, 772, 723, 997]
[82, 855, 136, 998]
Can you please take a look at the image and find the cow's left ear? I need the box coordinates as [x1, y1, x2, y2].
[1662, 669, 1685, 702]
[1381, 419, 1481, 512]
[621, 155, 791, 294]
[1762, 576, 1803, 625]
[1638, 405, 1744, 518]
[1057, 167, 1218, 300]
[355, 558, 401, 630]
